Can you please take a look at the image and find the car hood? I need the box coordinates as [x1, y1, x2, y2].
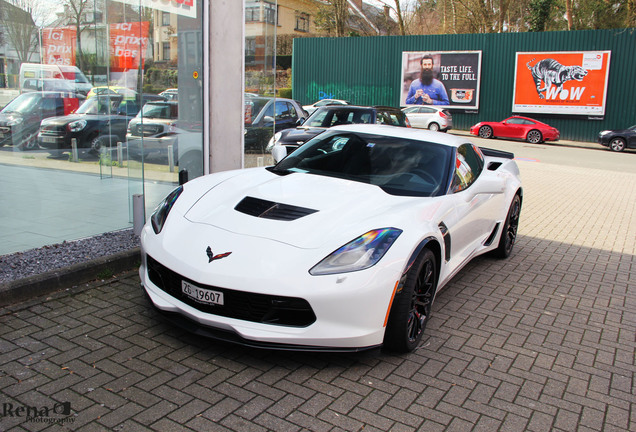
[279, 127, 327, 144]
[0, 112, 24, 126]
[183, 168, 418, 249]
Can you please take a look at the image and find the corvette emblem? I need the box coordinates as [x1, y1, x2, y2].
[206, 246, 232, 263]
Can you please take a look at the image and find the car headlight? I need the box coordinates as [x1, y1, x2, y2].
[150, 185, 183, 234]
[599, 130, 610, 136]
[68, 119, 87, 132]
[309, 228, 402, 276]
[266, 132, 282, 153]
[6, 118, 23, 126]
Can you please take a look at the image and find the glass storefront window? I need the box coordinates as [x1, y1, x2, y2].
[0, 0, 204, 256]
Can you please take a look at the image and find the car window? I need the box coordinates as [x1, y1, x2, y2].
[451, 143, 484, 193]
[507, 118, 523, 125]
[274, 131, 452, 197]
[378, 111, 408, 127]
[273, 101, 297, 121]
[141, 103, 173, 119]
[421, 107, 436, 114]
[40, 97, 58, 114]
[286, 103, 298, 120]
[329, 110, 353, 126]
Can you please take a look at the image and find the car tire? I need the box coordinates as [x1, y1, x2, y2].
[428, 122, 440, 132]
[478, 125, 493, 139]
[383, 248, 438, 353]
[609, 137, 626, 152]
[526, 130, 543, 144]
[88, 134, 102, 153]
[492, 194, 522, 259]
[16, 132, 39, 151]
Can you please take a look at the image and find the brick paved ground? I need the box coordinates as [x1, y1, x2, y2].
[1, 160, 634, 431]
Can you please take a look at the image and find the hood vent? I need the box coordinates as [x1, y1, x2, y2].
[235, 196, 318, 221]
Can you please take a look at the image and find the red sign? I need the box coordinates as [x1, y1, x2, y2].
[109, 22, 150, 71]
[41, 27, 76, 66]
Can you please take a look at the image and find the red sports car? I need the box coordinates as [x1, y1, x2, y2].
[470, 116, 560, 144]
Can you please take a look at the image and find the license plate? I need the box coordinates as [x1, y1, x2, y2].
[41, 136, 58, 143]
[181, 280, 224, 305]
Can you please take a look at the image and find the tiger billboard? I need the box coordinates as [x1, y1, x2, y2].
[512, 51, 611, 116]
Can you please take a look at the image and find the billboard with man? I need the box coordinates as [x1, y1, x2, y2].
[401, 51, 482, 109]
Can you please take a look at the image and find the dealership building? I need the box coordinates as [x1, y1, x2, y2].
[0, 1, 268, 256]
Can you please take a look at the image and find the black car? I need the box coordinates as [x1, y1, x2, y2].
[0, 91, 85, 150]
[598, 126, 636, 152]
[267, 105, 410, 158]
[244, 97, 308, 152]
[38, 93, 164, 152]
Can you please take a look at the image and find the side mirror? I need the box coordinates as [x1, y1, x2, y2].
[296, 118, 306, 126]
[263, 116, 274, 125]
[272, 145, 287, 163]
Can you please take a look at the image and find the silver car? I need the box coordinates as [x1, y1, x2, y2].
[402, 106, 452, 132]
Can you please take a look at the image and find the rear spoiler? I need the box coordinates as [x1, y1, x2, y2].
[480, 147, 515, 159]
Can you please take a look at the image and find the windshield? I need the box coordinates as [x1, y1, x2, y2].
[2, 93, 40, 114]
[140, 103, 176, 119]
[60, 67, 90, 83]
[305, 108, 374, 128]
[273, 131, 452, 197]
[75, 96, 121, 115]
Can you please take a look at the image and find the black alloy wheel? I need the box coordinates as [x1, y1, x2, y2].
[493, 194, 521, 259]
[384, 248, 438, 353]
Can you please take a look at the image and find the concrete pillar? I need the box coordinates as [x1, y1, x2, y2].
[208, 0, 244, 173]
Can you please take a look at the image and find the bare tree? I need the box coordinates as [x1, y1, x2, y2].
[315, 0, 350, 36]
[58, 0, 93, 70]
[0, 0, 43, 64]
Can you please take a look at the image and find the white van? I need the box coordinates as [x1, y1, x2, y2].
[19, 63, 92, 96]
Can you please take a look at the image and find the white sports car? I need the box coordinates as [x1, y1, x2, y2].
[140, 125, 522, 352]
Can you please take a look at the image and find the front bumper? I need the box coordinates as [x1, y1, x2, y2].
[140, 223, 403, 350]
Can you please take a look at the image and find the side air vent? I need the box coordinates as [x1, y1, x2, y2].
[488, 162, 503, 171]
[235, 196, 318, 221]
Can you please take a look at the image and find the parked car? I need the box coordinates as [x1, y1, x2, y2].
[140, 124, 523, 352]
[19, 63, 92, 96]
[597, 125, 636, 152]
[38, 92, 164, 152]
[0, 91, 85, 150]
[127, 101, 181, 161]
[402, 106, 452, 132]
[268, 105, 410, 161]
[87, 86, 134, 99]
[21, 78, 76, 94]
[159, 88, 178, 101]
[302, 98, 350, 115]
[244, 97, 308, 152]
[470, 116, 559, 144]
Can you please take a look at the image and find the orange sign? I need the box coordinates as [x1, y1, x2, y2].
[41, 27, 77, 66]
[109, 22, 150, 71]
[513, 51, 611, 116]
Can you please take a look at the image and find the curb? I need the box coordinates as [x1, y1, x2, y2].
[0, 248, 141, 307]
